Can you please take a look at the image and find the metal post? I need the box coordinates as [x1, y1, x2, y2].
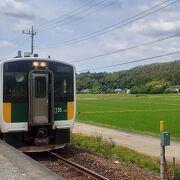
[160, 120, 165, 180]
[159, 121, 170, 180]
[160, 145, 165, 180]
[31, 26, 34, 54]
[172, 157, 175, 180]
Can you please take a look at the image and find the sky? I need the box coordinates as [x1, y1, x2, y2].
[0, 0, 180, 73]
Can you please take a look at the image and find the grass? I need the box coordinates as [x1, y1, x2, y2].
[77, 94, 180, 139]
[71, 133, 180, 179]
[72, 133, 159, 172]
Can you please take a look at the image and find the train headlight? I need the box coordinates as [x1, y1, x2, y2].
[40, 62, 47, 67]
[32, 61, 39, 67]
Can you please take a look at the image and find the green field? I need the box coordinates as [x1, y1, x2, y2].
[77, 94, 180, 139]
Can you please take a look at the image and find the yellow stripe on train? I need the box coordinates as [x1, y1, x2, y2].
[3, 103, 11, 123]
[67, 102, 74, 120]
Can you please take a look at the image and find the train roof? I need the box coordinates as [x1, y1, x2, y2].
[0, 56, 75, 68]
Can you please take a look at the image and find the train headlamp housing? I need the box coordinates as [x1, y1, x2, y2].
[40, 62, 47, 67]
[32, 61, 39, 67]
[32, 61, 47, 68]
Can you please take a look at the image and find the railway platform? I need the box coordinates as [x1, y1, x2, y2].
[0, 140, 63, 180]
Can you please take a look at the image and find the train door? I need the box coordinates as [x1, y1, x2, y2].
[30, 73, 49, 125]
[32, 73, 49, 124]
[29, 70, 54, 126]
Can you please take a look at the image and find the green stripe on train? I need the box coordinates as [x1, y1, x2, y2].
[12, 103, 28, 122]
[54, 102, 67, 121]
[11, 102, 67, 123]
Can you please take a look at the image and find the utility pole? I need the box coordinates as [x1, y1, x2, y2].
[23, 26, 36, 54]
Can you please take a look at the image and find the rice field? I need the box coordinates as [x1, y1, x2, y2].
[76, 94, 180, 139]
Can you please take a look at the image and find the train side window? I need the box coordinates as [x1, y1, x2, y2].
[35, 77, 46, 98]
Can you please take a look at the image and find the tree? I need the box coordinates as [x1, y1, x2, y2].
[76, 60, 179, 94]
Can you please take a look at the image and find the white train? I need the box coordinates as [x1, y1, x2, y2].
[0, 52, 76, 151]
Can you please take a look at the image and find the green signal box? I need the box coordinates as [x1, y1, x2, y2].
[160, 132, 170, 146]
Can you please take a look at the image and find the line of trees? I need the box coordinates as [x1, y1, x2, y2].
[76, 60, 180, 94]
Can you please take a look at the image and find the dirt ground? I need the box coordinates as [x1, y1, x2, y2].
[33, 145, 159, 180]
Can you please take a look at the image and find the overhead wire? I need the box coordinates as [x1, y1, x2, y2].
[3, 0, 179, 69]
[8, 33, 22, 43]
[1, 32, 26, 59]
[36, 0, 179, 49]
[37, 0, 114, 33]
[36, 0, 106, 32]
[77, 50, 180, 72]
[3, 36, 29, 59]
[27, 0, 96, 31]
[69, 33, 180, 64]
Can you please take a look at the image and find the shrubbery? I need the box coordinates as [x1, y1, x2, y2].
[131, 80, 171, 94]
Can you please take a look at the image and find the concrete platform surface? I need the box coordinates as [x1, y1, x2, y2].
[0, 140, 63, 180]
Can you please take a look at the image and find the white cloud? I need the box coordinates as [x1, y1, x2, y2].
[0, 0, 34, 19]
[104, 42, 127, 50]
[55, 27, 74, 34]
[167, 47, 180, 53]
[128, 19, 180, 37]
[0, 41, 16, 48]
[14, 19, 34, 31]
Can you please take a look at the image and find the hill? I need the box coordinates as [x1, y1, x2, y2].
[76, 60, 180, 94]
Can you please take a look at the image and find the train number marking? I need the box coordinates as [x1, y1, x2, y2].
[54, 107, 62, 113]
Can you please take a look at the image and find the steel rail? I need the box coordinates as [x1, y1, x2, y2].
[48, 151, 109, 180]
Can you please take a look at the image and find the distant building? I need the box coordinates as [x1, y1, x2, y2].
[166, 85, 180, 93]
[126, 89, 131, 94]
[174, 85, 180, 89]
[114, 88, 123, 93]
[80, 89, 90, 93]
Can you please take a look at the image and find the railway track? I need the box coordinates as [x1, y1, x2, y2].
[47, 151, 109, 180]
[26, 145, 159, 180]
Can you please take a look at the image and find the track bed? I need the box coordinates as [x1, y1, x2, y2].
[27, 144, 159, 180]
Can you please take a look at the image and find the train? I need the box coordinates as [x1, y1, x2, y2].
[0, 52, 76, 151]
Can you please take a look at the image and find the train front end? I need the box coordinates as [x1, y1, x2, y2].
[0, 57, 76, 151]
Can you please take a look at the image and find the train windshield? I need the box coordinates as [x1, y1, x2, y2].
[3, 60, 74, 103]
[54, 73, 74, 101]
[3, 72, 27, 102]
[53, 63, 74, 101]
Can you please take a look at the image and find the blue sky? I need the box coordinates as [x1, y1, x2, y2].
[0, 0, 180, 73]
